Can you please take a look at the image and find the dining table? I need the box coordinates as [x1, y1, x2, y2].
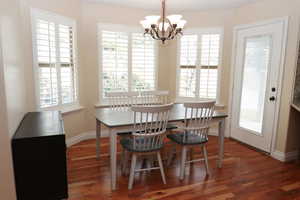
[95, 103, 228, 190]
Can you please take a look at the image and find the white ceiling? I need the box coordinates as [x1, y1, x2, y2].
[86, 0, 260, 12]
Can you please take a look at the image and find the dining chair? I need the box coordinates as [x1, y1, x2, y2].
[105, 91, 140, 138]
[140, 90, 169, 105]
[119, 103, 173, 189]
[139, 91, 177, 131]
[167, 101, 215, 180]
[105, 91, 139, 109]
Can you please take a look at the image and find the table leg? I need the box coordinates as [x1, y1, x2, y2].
[110, 128, 117, 190]
[96, 120, 101, 160]
[218, 118, 225, 168]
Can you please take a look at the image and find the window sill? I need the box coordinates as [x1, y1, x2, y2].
[94, 103, 110, 108]
[60, 104, 84, 115]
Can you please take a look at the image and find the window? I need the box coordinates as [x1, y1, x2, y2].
[131, 33, 156, 91]
[177, 29, 222, 100]
[101, 30, 129, 93]
[31, 9, 78, 109]
[98, 24, 157, 101]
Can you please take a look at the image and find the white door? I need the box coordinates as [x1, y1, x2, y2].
[231, 19, 287, 152]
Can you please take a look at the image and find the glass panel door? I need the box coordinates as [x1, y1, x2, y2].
[239, 35, 271, 134]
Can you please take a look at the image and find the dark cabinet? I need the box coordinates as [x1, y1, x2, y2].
[12, 111, 68, 200]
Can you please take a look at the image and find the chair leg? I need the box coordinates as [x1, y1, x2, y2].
[167, 145, 176, 167]
[122, 150, 129, 176]
[202, 145, 210, 175]
[189, 148, 194, 163]
[146, 157, 152, 173]
[157, 152, 166, 184]
[180, 146, 187, 180]
[121, 148, 125, 174]
[128, 153, 137, 190]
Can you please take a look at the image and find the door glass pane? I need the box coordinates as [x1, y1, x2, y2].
[239, 35, 271, 134]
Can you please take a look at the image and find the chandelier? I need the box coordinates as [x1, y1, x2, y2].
[140, 0, 186, 44]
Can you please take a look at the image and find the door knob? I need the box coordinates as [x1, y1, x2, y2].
[269, 96, 276, 101]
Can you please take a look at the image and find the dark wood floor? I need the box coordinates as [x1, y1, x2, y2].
[67, 136, 300, 200]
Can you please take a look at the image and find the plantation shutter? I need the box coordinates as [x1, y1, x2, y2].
[32, 10, 78, 108]
[178, 31, 221, 100]
[101, 30, 129, 96]
[59, 24, 77, 104]
[179, 35, 198, 97]
[199, 34, 220, 99]
[98, 24, 158, 100]
[131, 33, 156, 91]
[36, 19, 58, 107]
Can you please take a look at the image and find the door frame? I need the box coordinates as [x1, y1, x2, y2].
[228, 17, 289, 154]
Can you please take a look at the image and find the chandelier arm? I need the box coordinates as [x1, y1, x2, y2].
[165, 18, 174, 39]
[149, 30, 155, 39]
[151, 29, 161, 40]
[152, 27, 161, 40]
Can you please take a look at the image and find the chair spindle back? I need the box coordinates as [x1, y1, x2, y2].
[140, 91, 169, 105]
[105, 92, 139, 110]
[131, 103, 173, 151]
[183, 101, 216, 139]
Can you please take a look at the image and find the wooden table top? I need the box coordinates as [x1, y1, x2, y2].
[95, 104, 228, 128]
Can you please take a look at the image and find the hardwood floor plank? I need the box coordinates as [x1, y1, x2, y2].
[67, 136, 300, 200]
[208, 192, 234, 200]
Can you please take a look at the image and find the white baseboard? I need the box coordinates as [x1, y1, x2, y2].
[66, 127, 221, 147]
[208, 127, 218, 136]
[66, 130, 108, 147]
[271, 150, 298, 162]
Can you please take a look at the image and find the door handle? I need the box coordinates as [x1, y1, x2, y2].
[269, 96, 276, 101]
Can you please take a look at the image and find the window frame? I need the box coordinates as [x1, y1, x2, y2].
[97, 23, 158, 105]
[31, 8, 80, 111]
[176, 27, 224, 103]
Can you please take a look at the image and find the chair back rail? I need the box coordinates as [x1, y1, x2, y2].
[105, 91, 139, 109]
[132, 103, 173, 151]
[183, 101, 216, 139]
[140, 90, 169, 105]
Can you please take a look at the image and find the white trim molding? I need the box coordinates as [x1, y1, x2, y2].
[228, 17, 289, 154]
[65, 126, 225, 147]
[66, 130, 108, 147]
[271, 150, 298, 162]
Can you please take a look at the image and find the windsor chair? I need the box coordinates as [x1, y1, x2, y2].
[139, 90, 169, 105]
[105, 91, 139, 109]
[119, 103, 174, 189]
[167, 101, 215, 180]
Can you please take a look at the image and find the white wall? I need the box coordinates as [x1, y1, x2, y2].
[0, 0, 29, 198]
[0, 42, 17, 200]
[1, 0, 27, 137]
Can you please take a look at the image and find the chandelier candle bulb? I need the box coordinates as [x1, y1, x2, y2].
[145, 15, 160, 24]
[141, 0, 186, 44]
[167, 15, 182, 24]
[177, 20, 187, 29]
[140, 20, 151, 29]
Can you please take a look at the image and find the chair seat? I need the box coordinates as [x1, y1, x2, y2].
[166, 123, 178, 130]
[167, 131, 208, 145]
[117, 131, 132, 136]
[120, 137, 163, 152]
